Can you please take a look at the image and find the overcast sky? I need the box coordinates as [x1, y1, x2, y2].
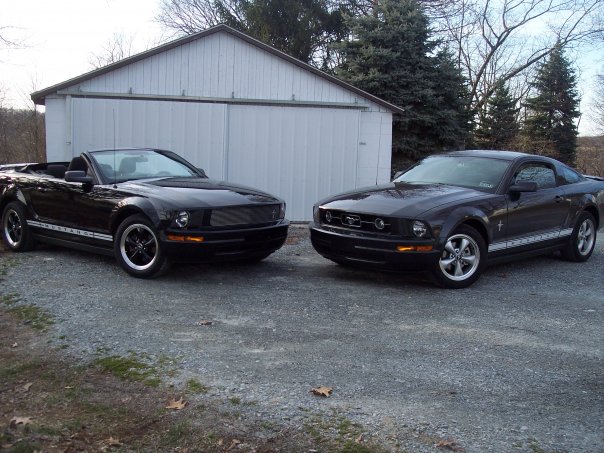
[1, 0, 602, 135]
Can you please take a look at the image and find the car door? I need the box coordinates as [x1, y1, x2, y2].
[504, 161, 570, 252]
[26, 175, 81, 228]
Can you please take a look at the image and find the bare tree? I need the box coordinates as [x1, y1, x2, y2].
[0, 25, 24, 49]
[89, 33, 135, 69]
[592, 73, 604, 134]
[432, 0, 603, 113]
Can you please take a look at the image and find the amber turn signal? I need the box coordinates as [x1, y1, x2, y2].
[167, 234, 205, 243]
[396, 245, 433, 252]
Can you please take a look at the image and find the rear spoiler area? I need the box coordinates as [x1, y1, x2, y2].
[0, 163, 34, 171]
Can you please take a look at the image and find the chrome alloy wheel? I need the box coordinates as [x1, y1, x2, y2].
[3, 208, 23, 248]
[119, 223, 159, 271]
[439, 233, 480, 282]
[576, 217, 595, 256]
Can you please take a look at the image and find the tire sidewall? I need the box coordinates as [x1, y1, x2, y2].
[564, 212, 597, 262]
[114, 215, 167, 278]
[432, 224, 487, 289]
[1, 201, 34, 252]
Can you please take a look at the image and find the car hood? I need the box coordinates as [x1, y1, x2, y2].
[317, 182, 488, 218]
[116, 177, 283, 208]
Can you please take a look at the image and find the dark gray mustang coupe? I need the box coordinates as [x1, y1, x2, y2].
[1, 148, 289, 277]
[310, 150, 604, 288]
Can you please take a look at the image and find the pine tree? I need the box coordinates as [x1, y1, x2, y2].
[334, 0, 470, 160]
[474, 80, 519, 150]
[522, 43, 580, 165]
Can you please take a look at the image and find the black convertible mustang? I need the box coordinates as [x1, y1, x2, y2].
[1, 148, 289, 277]
[310, 150, 604, 288]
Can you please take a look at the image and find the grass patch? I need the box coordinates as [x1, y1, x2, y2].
[185, 378, 209, 394]
[94, 354, 161, 387]
[1, 292, 20, 305]
[229, 396, 241, 405]
[6, 304, 54, 331]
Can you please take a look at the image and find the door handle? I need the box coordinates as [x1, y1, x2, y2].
[555, 195, 563, 203]
[37, 186, 48, 193]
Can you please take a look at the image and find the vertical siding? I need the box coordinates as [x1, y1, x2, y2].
[226, 105, 360, 221]
[73, 32, 383, 111]
[70, 98, 226, 178]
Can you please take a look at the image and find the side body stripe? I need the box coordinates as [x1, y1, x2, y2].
[488, 228, 573, 253]
[29, 220, 113, 242]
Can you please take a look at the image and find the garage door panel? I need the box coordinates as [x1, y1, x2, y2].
[227, 105, 359, 221]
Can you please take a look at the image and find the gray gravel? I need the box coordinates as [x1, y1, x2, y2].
[1, 224, 603, 452]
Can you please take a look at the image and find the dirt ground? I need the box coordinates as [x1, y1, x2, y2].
[0, 308, 384, 453]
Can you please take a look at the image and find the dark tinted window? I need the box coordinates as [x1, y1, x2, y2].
[558, 165, 583, 184]
[514, 164, 556, 189]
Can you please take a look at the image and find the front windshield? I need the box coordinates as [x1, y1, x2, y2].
[394, 155, 511, 192]
[91, 149, 199, 183]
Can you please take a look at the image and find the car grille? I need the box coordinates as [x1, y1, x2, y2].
[210, 205, 281, 227]
[318, 208, 392, 234]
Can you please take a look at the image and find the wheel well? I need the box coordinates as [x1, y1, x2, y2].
[111, 208, 145, 235]
[460, 218, 488, 245]
[0, 196, 19, 214]
[585, 206, 599, 229]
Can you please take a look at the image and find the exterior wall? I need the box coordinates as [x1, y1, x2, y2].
[66, 32, 387, 112]
[44, 96, 70, 161]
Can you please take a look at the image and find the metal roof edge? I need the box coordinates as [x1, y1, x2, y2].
[31, 24, 404, 114]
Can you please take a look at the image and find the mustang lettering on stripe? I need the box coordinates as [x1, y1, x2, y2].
[29, 220, 113, 242]
[488, 228, 573, 253]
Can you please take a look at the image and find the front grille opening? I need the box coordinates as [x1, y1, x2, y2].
[210, 205, 281, 228]
[319, 208, 392, 234]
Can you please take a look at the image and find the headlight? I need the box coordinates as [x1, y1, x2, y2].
[175, 211, 190, 228]
[325, 210, 333, 223]
[412, 220, 429, 238]
[374, 217, 385, 230]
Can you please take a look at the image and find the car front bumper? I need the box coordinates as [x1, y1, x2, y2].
[309, 223, 440, 271]
[161, 221, 289, 263]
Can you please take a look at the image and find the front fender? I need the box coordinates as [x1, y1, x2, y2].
[431, 206, 490, 248]
[109, 196, 170, 232]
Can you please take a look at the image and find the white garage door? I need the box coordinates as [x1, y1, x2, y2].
[226, 105, 360, 221]
[72, 98, 227, 179]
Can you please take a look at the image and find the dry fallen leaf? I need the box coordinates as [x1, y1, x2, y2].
[196, 320, 213, 326]
[226, 439, 241, 451]
[11, 343, 18, 348]
[311, 386, 333, 397]
[355, 434, 364, 443]
[22, 382, 33, 392]
[165, 397, 187, 410]
[436, 439, 465, 451]
[9, 416, 33, 428]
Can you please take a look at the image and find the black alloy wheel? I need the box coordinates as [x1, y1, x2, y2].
[114, 215, 169, 278]
[1, 202, 34, 252]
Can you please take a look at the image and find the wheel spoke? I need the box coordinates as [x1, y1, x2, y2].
[441, 257, 455, 268]
[444, 241, 456, 254]
[454, 261, 464, 277]
[459, 238, 469, 253]
[461, 255, 476, 265]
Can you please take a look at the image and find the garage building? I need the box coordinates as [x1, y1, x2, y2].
[32, 25, 402, 221]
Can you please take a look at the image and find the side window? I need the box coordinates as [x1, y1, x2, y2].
[514, 164, 556, 189]
[558, 165, 583, 185]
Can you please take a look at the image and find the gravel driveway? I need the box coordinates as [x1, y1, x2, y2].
[1, 225, 603, 452]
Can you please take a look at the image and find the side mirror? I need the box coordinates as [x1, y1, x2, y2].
[65, 170, 93, 185]
[509, 181, 538, 193]
[197, 167, 208, 178]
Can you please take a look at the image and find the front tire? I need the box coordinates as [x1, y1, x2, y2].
[561, 212, 597, 262]
[114, 215, 169, 278]
[432, 225, 486, 289]
[1, 202, 35, 252]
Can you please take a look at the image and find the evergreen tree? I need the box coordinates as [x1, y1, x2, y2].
[218, 0, 345, 66]
[334, 0, 470, 160]
[474, 80, 519, 150]
[522, 43, 580, 165]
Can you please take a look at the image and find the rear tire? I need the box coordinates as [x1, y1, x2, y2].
[114, 215, 170, 278]
[561, 211, 597, 262]
[1, 202, 35, 252]
[432, 225, 486, 289]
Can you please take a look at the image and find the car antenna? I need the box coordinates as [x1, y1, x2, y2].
[112, 109, 117, 188]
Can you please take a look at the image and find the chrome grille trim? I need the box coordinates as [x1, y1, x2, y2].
[319, 208, 392, 234]
[210, 205, 281, 227]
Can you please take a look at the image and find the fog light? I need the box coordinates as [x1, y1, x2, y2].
[175, 211, 189, 228]
[412, 220, 428, 238]
[375, 218, 385, 230]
